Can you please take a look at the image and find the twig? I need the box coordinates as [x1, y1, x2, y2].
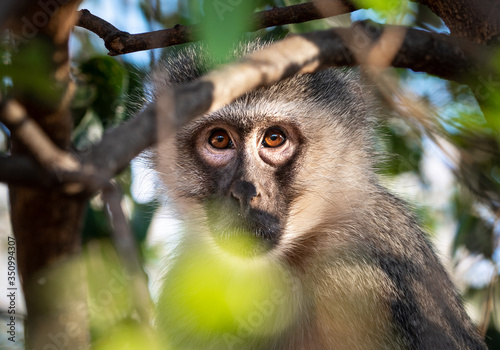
[0, 99, 79, 172]
[102, 182, 154, 324]
[76, 0, 356, 56]
[479, 261, 497, 336]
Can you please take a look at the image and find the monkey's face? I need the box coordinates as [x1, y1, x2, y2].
[174, 101, 306, 248]
[159, 70, 373, 256]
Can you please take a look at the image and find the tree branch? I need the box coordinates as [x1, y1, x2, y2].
[102, 182, 154, 325]
[0, 155, 54, 187]
[2, 23, 494, 195]
[0, 154, 108, 194]
[0, 102, 155, 194]
[77, 0, 356, 56]
[81, 103, 157, 193]
[414, 0, 500, 44]
[82, 22, 493, 191]
[174, 22, 492, 120]
[7, 1, 89, 348]
[0, 99, 80, 172]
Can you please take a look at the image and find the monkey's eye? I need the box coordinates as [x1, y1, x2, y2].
[262, 128, 286, 148]
[209, 129, 233, 149]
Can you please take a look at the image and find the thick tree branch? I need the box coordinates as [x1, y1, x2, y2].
[1, 24, 494, 194]
[175, 22, 492, 120]
[0, 155, 54, 187]
[77, 0, 356, 56]
[83, 23, 493, 190]
[0, 103, 154, 194]
[414, 0, 500, 44]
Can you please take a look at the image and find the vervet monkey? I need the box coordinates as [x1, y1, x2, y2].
[152, 42, 487, 350]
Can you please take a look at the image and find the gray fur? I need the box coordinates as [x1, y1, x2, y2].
[153, 41, 487, 350]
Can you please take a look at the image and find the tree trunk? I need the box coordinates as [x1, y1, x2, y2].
[7, 1, 89, 349]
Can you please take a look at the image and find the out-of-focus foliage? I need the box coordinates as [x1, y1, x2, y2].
[199, 0, 256, 61]
[72, 53, 155, 255]
[353, 0, 403, 12]
[377, 121, 423, 177]
[1, 0, 491, 348]
[1, 40, 60, 105]
[83, 240, 160, 350]
[93, 321, 160, 350]
[72, 56, 147, 149]
[157, 223, 295, 349]
[85, 241, 135, 338]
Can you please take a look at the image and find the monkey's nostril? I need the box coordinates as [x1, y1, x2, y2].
[230, 191, 241, 203]
[250, 193, 261, 204]
[230, 180, 258, 207]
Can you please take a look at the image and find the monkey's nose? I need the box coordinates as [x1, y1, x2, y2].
[230, 180, 260, 208]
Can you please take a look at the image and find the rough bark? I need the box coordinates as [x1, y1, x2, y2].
[76, 0, 356, 56]
[6, 1, 89, 349]
[415, 0, 500, 133]
[416, 0, 500, 44]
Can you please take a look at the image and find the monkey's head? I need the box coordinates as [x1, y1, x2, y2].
[155, 42, 377, 258]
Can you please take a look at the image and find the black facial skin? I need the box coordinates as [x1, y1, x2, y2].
[186, 118, 304, 249]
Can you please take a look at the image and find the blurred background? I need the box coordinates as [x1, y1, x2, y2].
[1, 0, 500, 348]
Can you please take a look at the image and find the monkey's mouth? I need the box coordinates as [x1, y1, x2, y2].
[204, 200, 281, 254]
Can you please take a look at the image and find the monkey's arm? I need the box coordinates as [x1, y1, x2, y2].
[371, 192, 486, 350]
[283, 190, 487, 350]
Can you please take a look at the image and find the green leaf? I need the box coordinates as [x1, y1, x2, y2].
[198, 0, 257, 62]
[85, 241, 135, 339]
[78, 56, 128, 127]
[353, 0, 403, 13]
[3, 40, 60, 105]
[376, 122, 422, 177]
